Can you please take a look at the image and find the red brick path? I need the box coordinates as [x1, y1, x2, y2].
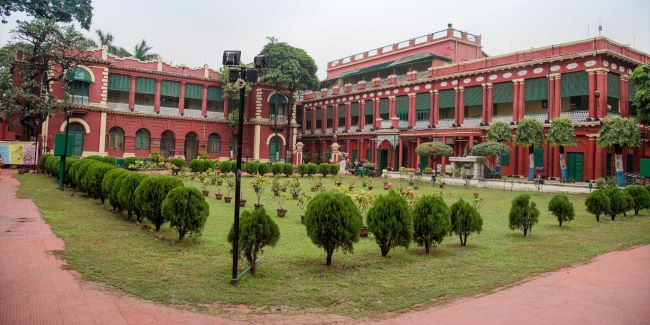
[1, 170, 649, 324]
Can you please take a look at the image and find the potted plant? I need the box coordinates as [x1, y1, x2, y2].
[367, 182, 374, 191]
[335, 174, 343, 186]
[360, 174, 367, 187]
[289, 175, 301, 199]
[240, 198, 247, 207]
[250, 174, 268, 209]
[348, 179, 356, 191]
[271, 176, 282, 197]
[277, 192, 288, 217]
[224, 172, 235, 203]
[407, 170, 415, 186]
[383, 182, 392, 191]
[352, 190, 374, 237]
[413, 176, 422, 190]
[297, 193, 311, 223]
[198, 172, 210, 196]
[382, 169, 389, 185]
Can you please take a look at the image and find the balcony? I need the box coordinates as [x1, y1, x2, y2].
[379, 120, 392, 129]
[206, 111, 224, 119]
[363, 123, 373, 131]
[314, 129, 322, 135]
[415, 120, 429, 130]
[269, 114, 287, 124]
[492, 115, 513, 123]
[134, 105, 154, 114]
[438, 118, 454, 128]
[107, 102, 129, 111]
[337, 126, 346, 133]
[559, 110, 589, 123]
[326, 127, 333, 134]
[524, 113, 547, 123]
[464, 117, 482, 127]
[184, 109, 203, 118]
[397, 120, 409, 130]
[68, 95, 88, 106]
[160, 106, 179, 116]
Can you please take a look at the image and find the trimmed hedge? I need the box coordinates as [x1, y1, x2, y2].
[329, 163, 338, 175]
[135, 175, 183, 231]
[219, 160, 235, 173]
[118, 172, 149, 221]
[64, 158, 79, 185]
[305, 163, 318, 175]
[38, 154, 51, 171]
[298, 164, 308, 176]
[257, 162, 269, 175]
[170, 157, 185, 169]
[102, 168, 130, 209]
[367, 190, 413, 257]
[74, 159, 99, 190]
[189, 159, 216, 173]
[282, 163, 294, 176]
[318, 163, 330, 177]
[82, 162, 116, 202]
[161, 186, 209, 240]
[109, 170, 131, 212]
[227, 207, 279, 275]
[271, 163, 283, 175]
[124, 157, 139, 169]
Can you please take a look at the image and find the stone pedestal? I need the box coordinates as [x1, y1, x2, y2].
[449, 156, 485, 179]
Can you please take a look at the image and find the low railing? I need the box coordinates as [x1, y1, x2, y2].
[134, 105, 154, 114]
[396, 74, 408, 83]
[437, 118, 454, 128]
[559, 110, 588, 123]
[159, 106, 178, 116]
[314, 129, 322, 135]
[337, 126, 346, 133]
[206, 111, 224, 119]
[492, 115, 513, 123]
[326, 127, 333, 134]
[415, 120, 429, 130]
[68, 95, 88, 105]
[397, 120, 409, 130]
[379, 120, 392, 129]
[524, 112, 547, 123]
[269, 114, 287, 123]
[363, 123, 373, 131]
[184, 109, 203, 118]
[463, 117, 482, 127]
[107, 102, 129, 111]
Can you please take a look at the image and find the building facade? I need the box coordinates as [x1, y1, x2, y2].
[296, 24, 650, 182]
[1, 47, 296, 162]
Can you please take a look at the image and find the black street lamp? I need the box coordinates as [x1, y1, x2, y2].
[223, 50, 268, 286]
[58, 109, 86, 190]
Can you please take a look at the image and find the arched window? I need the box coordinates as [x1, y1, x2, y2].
[208, 133, 221, 154]
[108, 127, 124, 149]
[230, 135, 238, 156]
[66, 122, 85, 156]
[135, 128, 150, 150]
[66, 67, 92, 105]
[269, 93, 288, 118]
[269, 135, 282, 163]
[160, 130, 175, 157]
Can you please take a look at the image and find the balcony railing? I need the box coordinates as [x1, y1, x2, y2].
[269, 114, 287, 124]
[438, 118, 454, 128]
[326, 127, 333, 134]
[396, 74, 408, 83]
[364, 123, 373, 131]
[107, 102, 129, 111]
[524, 113, 547, 123]
[379, 120, 392, 129]
[206, 111, 224, 119]
[134, 105, 154, 114]
[337, 126, 346, 133]
[397, 120, 409, 130]
[160, 106, 178, 116]
[314, 129, 322, 135]
[184, 109, 203, 118]
[68, 95, 88, 105]
[492, 115, 513, 123]
[415, 120, 429, 130]
[559, 110, 589, 123]
[464, 117, 482, 127]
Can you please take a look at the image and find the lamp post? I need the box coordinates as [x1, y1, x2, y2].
[223, 50, 268, 286]
[58, 109, 86, 190]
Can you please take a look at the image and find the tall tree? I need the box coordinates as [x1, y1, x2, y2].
[92, 29, 132, 57]
[515, 118, 544, 181]
[260, 41, 319, 162]
[597, 117, 641, 187]
[133, 39, 159, 61]
[546, 117, 576, 183]
[0, 0, 93, 29]
[629, 64, 650, 126]
[0, 18, 92, 140]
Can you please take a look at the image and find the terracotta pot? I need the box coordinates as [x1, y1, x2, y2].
[300, 214, 305, 224]
[254, 187, 260, 193]
[202, 190, 210, 197]
[215, 193, 223, 200]
[383, 184, 390, 190]
[274, 191, 279, 197]
[368, 186, 373, 190]
[414, 185, 419, 190]
[216, 180, 223, 186]
[254, 203, 264, 209]
[281, 188, 287, 192]
[224, 196, 232, 203]
[310, 187, 316, 192]
[240, 199, 247, 207]
[359, 226, 369, 237]
[336, 182, 342, 186]
[277, 208, 287, 217]
[292, 193, 299, 200]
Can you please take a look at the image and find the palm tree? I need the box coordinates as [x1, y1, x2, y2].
[133, 40, 159, 61]
[515, 119, 544, 181]
[93, 29, 132, 57]
[547, 117, 576, 183]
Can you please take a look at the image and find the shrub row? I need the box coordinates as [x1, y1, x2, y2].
[586, 185, 650, 222]
[297, 163, 338, 176]
[189, 159, 216, 173]
[270, 162, 294, 176]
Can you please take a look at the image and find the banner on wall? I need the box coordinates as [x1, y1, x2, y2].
[0, 141, 39, 165]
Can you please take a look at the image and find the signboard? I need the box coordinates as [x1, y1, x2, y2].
[53, 133, 75, 156]
[640, 159, 650, 177]
[0, 141, 38, 165]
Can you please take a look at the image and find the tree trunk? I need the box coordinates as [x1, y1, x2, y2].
[425, 242, 430, 254]
[614, 145, 625, 187]
[528, 146, 535, 181]
[523, 227, 528, 237]
[381, 245, 389, 257]
[155, 223, 161, 231]
[596, 214, 600, 222]
[635, 208, 640, 215]
[559, 146, 567, 183]
[559, 218, 563, 227]
[325, 249, 333, 266]
[463, 233, 468, 246]
[127, 210, 132, 221]
[611, 213, 616, 221]
[178, 229, 186, 241]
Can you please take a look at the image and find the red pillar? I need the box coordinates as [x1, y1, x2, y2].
[223, 98, 229, 117]
[432, 90, 439, 127]
[620, 77, 629, 117]
[518, 146, 526, 177]
[302, 107, 307, 133]
[597, 70, 608, 119]
[454, 87, 460, 126]
[594, 144, 604, 179]
[154, 79, 161, 113]
[441, 136, 447, 174]
[346, 102, 352, 131]
[486, 84, 493, 123]
[346, 139, 351, 163]
[554, 75, 561, 118]
[333, 105, 339, 132]
[374, 99, 380, 129]
[390, 97, 398, 129]
[128, 75, 136, 111]
[547, 76, 555, 120]
[179, 81, 186, 115]
[512, 81, 519, 124]
[201, 84, 208, 117]
[458, 87, 465, 126]
[311, 108, 316, 134]
[518, 79, 525, 121]
[322, 107, 327, 133]
[408, 94, 416, 128]
[398, 137, 403, 168]
[481, 84, 487, 125]
[358, 100, 365, 130]
[415, 137, 421, 171]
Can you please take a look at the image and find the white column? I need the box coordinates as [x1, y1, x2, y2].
[98, 111, 107, 155]
[253, 124, 261, 160]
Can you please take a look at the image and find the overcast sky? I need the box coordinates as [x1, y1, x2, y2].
[1, 0, 648, 79]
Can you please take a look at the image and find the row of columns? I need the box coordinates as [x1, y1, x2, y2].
[303, 68, 632, 134]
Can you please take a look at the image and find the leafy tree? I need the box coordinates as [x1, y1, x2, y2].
[603, 186, 627, 221]
[133, 39, 159, 61]
[585, 190, 611, 222]
[597, 117, 641, 187]
[547, 195, 575, 227]
[135, 175, 183, 231]
[162, 187, 209, 241]
[629, 64, 650, 125]
[412, 195, 451, 253]
[228, 207, 280, 275]
[260, 41, 319, 162]
[515, 119, 544, 181]
[0, 0, 93, 29]
[450, 198, 483, 246]
[367, 190, 413, 257]
[486, 120, 512, 142]
[546, 117, 576, 183]
[415, 141, 453, 173]
[623, 185, 650, 215]
[118, 172, 149, 221]
[508, 194, 539, 236]
[470, 142, 511, 174]
[622, 190, 634, 217]
[304, 192, 362, 266]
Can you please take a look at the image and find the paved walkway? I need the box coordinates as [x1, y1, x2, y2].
[1, 169, 649, 324]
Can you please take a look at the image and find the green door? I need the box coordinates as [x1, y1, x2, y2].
[567, 152, 584, 182]
[379, 150, 388, 171]
[606, 154, 612, 177]
[269, 136, 281, 163]
[419, 155, 427, 171]
[626, 154, 635, 173]
[67, 123, 85, 156]
[352, 150, 358, 162]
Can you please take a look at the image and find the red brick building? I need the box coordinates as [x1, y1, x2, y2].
[1, 47, 295, 162]
[296, 24, 650, 182]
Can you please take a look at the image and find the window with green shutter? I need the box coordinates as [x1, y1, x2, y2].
[315, 108, 322, 128]
[438, 89, 455, 108]
[493, 82, 513, 104]
[184, 83, 203, 100]
[560, 71, 588, 97]
[415, 93, 430, 121]
[338, 104, 346, 126]
[366, 149, 372, 160]
[161, 80, 180, 97]
[135, 77, 155, 94]
[500, 152, 510, 167]
[135, 128, 150, 150]
[207, 87, 223, 101]
[396, 95, 408, 120]
[464, 86, 482, 106]
[534, 147, 544, 167]
[524, 77, 548, 101]
[326, 106, 333, 127]
[108, 74, 130, 91]
[607, 72, 620, 99]
[379, 98, 390, 118]
[351, 102, 359, 117]
[364, 100, 374, 123]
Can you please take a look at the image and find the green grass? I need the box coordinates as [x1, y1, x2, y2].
[16, 173, 650, 317]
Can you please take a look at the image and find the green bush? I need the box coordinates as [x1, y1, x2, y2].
[367, 190, 413, 257]
[82, 162, 116, 202]
[64, 158, 79, 185]
[271, 162, 283, 175]
[508, 194, 539, 236]
[306, 163, 318, 175]
[118, 172, 148, 221]
[624, 186, 649, 216]
[604, 186, 627, 221]
[318, 163, 330, 177]
[45, 155, 60, 176]
[38, 154, 51, 171]
[282, 163, 294, 176]
[298, 164, 308, 176]
[585, 190, 611, 222]
[547, 195, 575, 227]
[450, 199, 483, 246]
[135, 175, 183, 231]
[304, 191, 362, 266]
[228, 207, 280, 275]
[422, 167, 433, 174]
[170, 157, 185, 169]
[329, 163, 339, 175]
[108, 170, 131, 212]
[101, 156, 117, 165]
[124, 157, 139, 169]
[622, 190, 634, 217]
[75, 159, 100, 190]
[67, 158, 84, 185]
[161, 186, 209, 241]
[257, 162, 269, 175]
[101, 168, 129, 208]
[86, 155, 104, 162]
[362, 162, 377, 170]
[244, 160, 260, 175]
[412, 195, 451, 253]
[199, 152, 209, 159]
[189, 159, 216, 173]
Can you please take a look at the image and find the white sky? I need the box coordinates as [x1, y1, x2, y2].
[1, 0, 649, 80]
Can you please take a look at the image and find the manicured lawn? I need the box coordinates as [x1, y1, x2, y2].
[16, 173, 650, 317]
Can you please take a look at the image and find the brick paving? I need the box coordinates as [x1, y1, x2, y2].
[1, 170, 649, 325]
